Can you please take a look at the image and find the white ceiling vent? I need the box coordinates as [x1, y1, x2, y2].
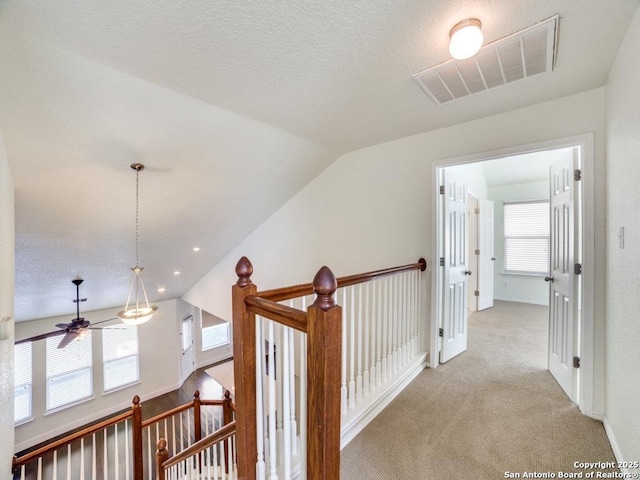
[413, 15, 559, 105]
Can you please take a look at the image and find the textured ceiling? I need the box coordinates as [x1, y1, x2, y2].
[0, 0, 638, 322]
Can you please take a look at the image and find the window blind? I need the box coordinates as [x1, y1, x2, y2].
[14, 342, 32, 423]
[46, 333, 93, 411]
[202, 323, 230, 351]
[103, 325, 139, 392]
[504, 200, 550, 275]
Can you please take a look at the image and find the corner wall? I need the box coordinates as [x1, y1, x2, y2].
[604, 6, 640, 467]
[184, 88, 607, 414]
[0, 130, 15, 479]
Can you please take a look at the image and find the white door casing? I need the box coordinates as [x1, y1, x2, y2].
[440, 170, 469, 363]
[477, 199, 495, 311]
[548, 154, 578, 401]
[467, 196, 479, 314]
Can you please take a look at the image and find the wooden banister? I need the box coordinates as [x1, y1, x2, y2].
[159, 421, 237, 470]
[257, 258, 426, 302]
[245, 295, 308, 332]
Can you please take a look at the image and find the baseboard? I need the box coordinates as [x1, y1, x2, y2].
[602, 416, 636, 476]
[493, 296, 549, 306]
[339, 353, 428, 449]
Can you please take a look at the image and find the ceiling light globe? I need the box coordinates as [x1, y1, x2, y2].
[117, 306, 158, 326]
[449, 18, 483, 60]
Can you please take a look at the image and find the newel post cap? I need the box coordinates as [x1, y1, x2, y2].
[312, 266, 337, 311]
[235, 256, 253, 287]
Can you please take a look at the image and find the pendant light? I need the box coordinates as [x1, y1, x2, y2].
[117, 163, 158, 325]
[449, 18, 483, 60]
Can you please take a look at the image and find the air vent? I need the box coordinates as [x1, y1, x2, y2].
[413, 15, 559, 105]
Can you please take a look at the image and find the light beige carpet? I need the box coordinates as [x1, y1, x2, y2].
[340, 301, 617, 480]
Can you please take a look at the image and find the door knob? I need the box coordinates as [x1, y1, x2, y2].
[544, 276, 554, 282]
[491, 257, 495, 261]
[464, 270, 472, 275]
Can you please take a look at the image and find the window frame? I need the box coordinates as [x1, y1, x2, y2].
[102, 324, 140, 394]
[502, 199, 550, 277]
[14, 342, 33, 425]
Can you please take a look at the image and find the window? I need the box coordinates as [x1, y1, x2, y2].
[14, 342, 32, 424]
[201, 311, 230, 351]
[503, 200, 550, 275]
[46, 333, 93, 411]
[103, 325, 139, 392]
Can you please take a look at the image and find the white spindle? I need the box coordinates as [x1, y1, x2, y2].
[363, 281, 371, 397]
[299, 321, 307, 480]
[267, 321, 277, 480]
[80, 437, 85, 480]
[103, 428, 108, 480]
[256, 317, 266, 480]
[91, 433, 96, 480]
[66, 444, 71, 480]
[125, 420, 130, 480]
[282, 326, 291, 478]
[375, 278, 382, 387]
[288, 320, 297, 457]
[114, 423, 120, 480]
[52, 449, 57, 480]
[348, 286, 356, 410]
[20, 464, 25, 480]
[340, 287, 348, 415]
[147, 426, 153, 480]
[356, 283, 364, 403]
[276, 323, 284, 467]
[37, 456, 42, 480]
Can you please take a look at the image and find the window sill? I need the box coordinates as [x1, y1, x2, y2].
[15, 416, 33, 427]
[45, 395, 95, 416]
[103, 380, 141, 396]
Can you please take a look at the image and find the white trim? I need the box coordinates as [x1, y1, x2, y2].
[492, 296, 549, 306]
[430, 133, 596, 417]
[603, 417, 637, 475]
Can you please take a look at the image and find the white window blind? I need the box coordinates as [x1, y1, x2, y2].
[504, 200, 550, 275]
[46, 333, 93, 411]
[14, 342, 32, 423]
[202, 323, 230, 351]
[103, 325, 139, 392]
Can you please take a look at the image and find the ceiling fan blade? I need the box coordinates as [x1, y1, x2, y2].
[15, 330, 67, 345]
[57, 331, 80, 349]
[55, 323, 71, 329]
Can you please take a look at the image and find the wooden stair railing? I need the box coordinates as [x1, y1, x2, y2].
[232, 256, 426, 480]
[12, 389, 234, 480]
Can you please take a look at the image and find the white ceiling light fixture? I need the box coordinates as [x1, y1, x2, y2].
[449, 18, 483, 60]
[117, 163, 158, 326]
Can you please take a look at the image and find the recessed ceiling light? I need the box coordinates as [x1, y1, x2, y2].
[173, 270, 181, 276]
[157, 287, 166, 293]
[192, 247, 200, 252]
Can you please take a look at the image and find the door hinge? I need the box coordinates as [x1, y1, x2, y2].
[474, 290, 479, 297]
[573, 356, 580, 369]
[475, 249, 480, 256]
[439, 328, 444, 337]
[440, 257, 445, 267]
[439, 185, 445, 195]
[474, 207, 480, 214]
[574, 169, 582, 181]
[574, 263, 582, 275]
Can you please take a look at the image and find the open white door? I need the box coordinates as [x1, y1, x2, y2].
[440, 170, 469, 363]
[181, 315, 195, 383]
[547, 154, 578, 401]
[477, 199, 494, 311]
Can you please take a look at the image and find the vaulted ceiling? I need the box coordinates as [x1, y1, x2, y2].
[1, 0, 637, 322]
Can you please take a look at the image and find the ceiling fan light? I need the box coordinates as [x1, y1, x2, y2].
[449, 18, 483, 60]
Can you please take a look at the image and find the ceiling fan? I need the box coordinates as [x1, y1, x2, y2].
[15, 279, 118, 349]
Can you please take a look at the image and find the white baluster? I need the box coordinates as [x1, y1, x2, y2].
[80, 437, 85, 480]
[267, 321, 278, 480]
[37, 456, 42, 480]
[114, 423, 120, 480]
[340, 288, 348, 415]
[391, 274, 397, 374]
[282, 327, 291, 478]
[287, 318, 297, 457]
[66, 444, 71, 480]
[402, 272, 409, 365]
[52, 449, 57, 480]
[348, 285, 356, 410]
[91, 433, 96, 480]
[382, 277, 389, 382]
[20, 464, 25, 480]
[299, 325, 307, 480]
[275, 323, 284, 467]
[256, 317, 266, 480]
[124, 420, 130, 480]
[363, 281, 371, 397]
[103, 428, 109, 480]
[356, 283, 363, 404]
[375, 278, 382, 387]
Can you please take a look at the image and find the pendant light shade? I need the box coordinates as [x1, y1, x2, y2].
[449, 18, 483, 60]
[117, 163, 158, 325]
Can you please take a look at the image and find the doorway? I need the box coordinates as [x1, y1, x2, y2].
[429, 134, 596, 417]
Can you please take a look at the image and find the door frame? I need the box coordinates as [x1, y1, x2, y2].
[429, 133, 595, 418]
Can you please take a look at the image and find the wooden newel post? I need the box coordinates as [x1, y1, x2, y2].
[222, 389, 234, 426]
[307, 266, 342, 480]
[232, 257, 258, 480]
[132, 395, 143, 480]
[155, 438, 169, 480]
[193, 390, 202, 443]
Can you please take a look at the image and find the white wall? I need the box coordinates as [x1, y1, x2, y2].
[14, 299, 182, 451]
[604, 7, 640, 467]
[0, 131, 15, 478]
[184, 87, 607, 414]
[489, 181, 550, 305]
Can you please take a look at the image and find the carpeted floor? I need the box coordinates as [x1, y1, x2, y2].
[340, 301, 617, 480]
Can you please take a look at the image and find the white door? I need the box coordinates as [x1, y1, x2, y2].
[547, 155, 578, 401]
[181, 315, 195, 382]
[467, 196, 479, 314]
[477, 199, 495, 311]
[440, 170, 469, 363]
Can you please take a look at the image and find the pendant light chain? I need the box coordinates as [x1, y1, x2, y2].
[135, 165, 140, 268]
